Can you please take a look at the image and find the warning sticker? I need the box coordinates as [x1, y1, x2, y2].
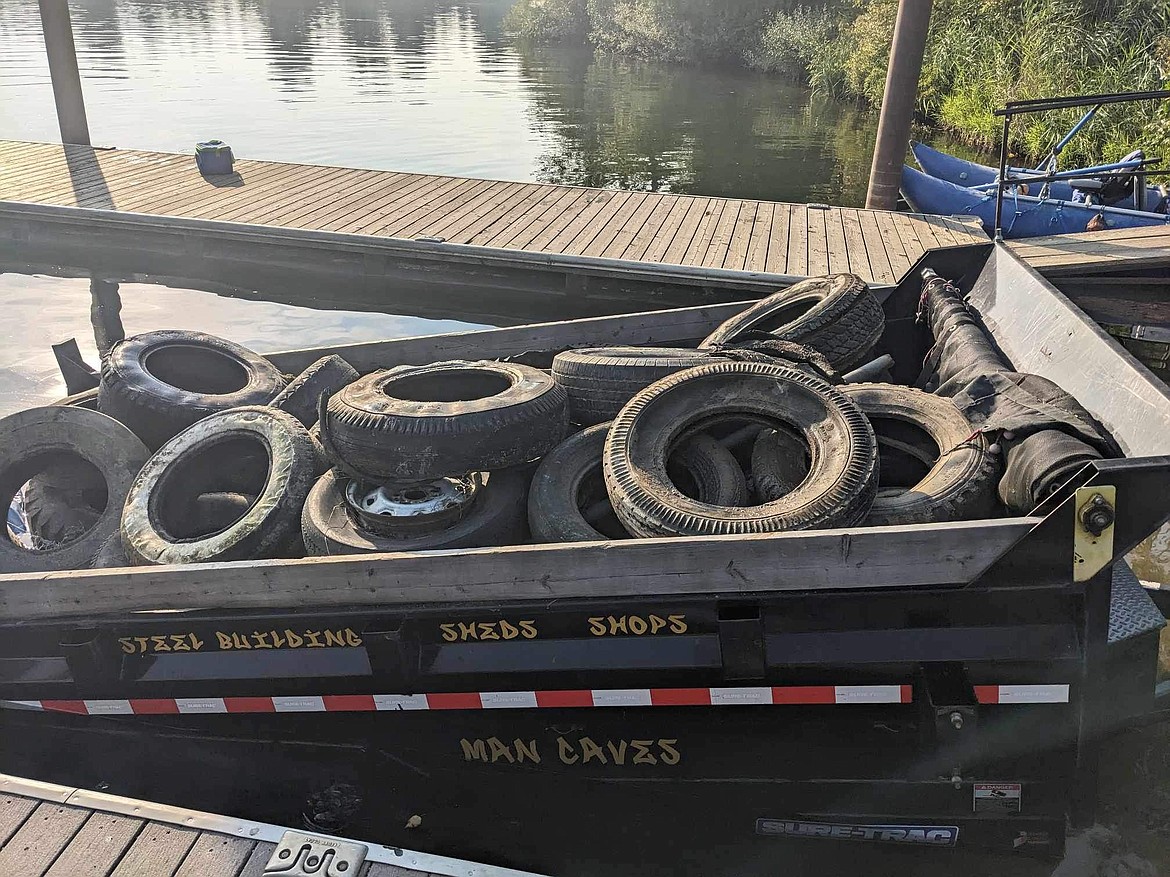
[973, 782, 1022, 813]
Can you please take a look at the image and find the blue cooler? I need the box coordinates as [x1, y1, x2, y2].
[195, 140, 234, 174]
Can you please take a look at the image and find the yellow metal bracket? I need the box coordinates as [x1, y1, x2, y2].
[1073, 485, 1116, 583]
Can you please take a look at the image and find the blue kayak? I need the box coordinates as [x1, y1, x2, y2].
[909, 140, 1161, 210]
[900, 164, 1170, 238]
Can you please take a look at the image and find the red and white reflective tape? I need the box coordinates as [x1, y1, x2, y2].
[974, 684, 1069, 704]
[0, 683, 1069, 716]
[2, 685, 912, 716]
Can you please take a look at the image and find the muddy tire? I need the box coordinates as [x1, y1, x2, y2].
[302, 466, 531, 555]
[701, 274, 884, 371]
[0, 407, 149, 573]
[270, 355, 359, 428]
[603, 361, 878, 537]
[122, 407, 323, 565]
[99, 330, 287, 449]
[322, 361, 568, 480]
[551, 347, 711, 426]
[668, 433, 748, 508]
[844, 383, 998, 525]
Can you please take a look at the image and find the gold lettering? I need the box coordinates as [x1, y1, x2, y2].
[608, 615, 627, 635]
[631, 740, 657, 765]
[557, 736, 579, 764]
[284, 629, 303, 648]
[628, 615, 648, 635]
[150, 635, 170, 653]
[216, 632, 234, 650]
[170, 634, 191, 652]
[514, 739, 540, 763]
[324, 630, 345, 648]
[189, 634, 204, 651]
[251, 631, 274, 649]
[304, 630, 324, 648]
[606, 740, 628, 765]
[460, 738, 488, 762]
[478, 623, 499, 641]
[345, 628, 363, 647]
[667, 615, 688, 634]
[440, 624, 458, 642]
[580, 736, 607, 765]
[230, 633, 252, 650]
[649, 615, 666, 634]
[587, 617, 606, 636]
[271, 631, 286, 648]
[457, 622, 477, 641]
[134, 636, 149, 654]
[118, 638, 136, 655]
[499, 620, 519, 640]
[519, 620, 538, 639]
[658, 739, 681, 765]
[487, 737, 515, 764]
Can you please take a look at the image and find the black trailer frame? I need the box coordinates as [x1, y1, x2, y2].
[0, 244, 1168, 874]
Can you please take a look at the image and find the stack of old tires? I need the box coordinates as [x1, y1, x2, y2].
[0, 270, 1003, 573]
[532, 272, 998, 540]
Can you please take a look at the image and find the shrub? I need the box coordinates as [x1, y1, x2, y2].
[504, 0, 589, 42]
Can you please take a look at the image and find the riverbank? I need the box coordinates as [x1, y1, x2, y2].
[505, 0, 1170, 168]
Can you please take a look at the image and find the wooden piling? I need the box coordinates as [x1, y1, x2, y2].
[37, 0, 91, 146]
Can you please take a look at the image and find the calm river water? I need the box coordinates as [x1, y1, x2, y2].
[0, 0, 983, 412]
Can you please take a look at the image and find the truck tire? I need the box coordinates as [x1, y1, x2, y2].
[551, 348, 711, 426]
[701, 274, 884, 371]
[122, 407, 323, 565]
[844, 384, 998, 525]
[0, 407, 149, 573]
[322, 361, 568, 480]
[603, 361, 877, 537]
[99, 330, 286, 449]
[270, 355, 359, 428]
[302, 466, 531, 555]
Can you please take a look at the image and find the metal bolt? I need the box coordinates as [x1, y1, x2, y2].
[1081, 494, 1115, 537]
[950, 711, 964, 730]
[338, 863, 349, 872]
[279, 849, 291, 859]
[307, 855, 319, 867]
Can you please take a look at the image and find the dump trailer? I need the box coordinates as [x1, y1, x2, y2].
[0, 243, 1168, 875]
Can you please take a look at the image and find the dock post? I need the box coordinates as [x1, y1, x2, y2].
[37, 0, 91, 146]
[864, 0, 932, 211]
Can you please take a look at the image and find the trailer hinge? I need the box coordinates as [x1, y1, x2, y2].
[1073, 485, 1115, 583]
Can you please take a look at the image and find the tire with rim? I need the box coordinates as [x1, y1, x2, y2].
[99, 330, 286, 449]
[846, 383, 997, 525]
[551, 347, 711, 426]
[701, 274, 884, 371]
[603, 361, 878, 538]
[528, 423, 746, 542]
[270, 355, 360, 428]
[302, 466, 531, 555]
[121, 406, 324, 565]
[0, 406, 149, 573]
[322, 360, 568, 481]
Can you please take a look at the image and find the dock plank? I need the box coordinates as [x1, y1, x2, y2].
[44, 812, 143, 877]
[0, 794, 38, 846]
[233, 842, 277, 877]
[109, 823, 199, 877]
[0, 139, 988, 287]
[172, 832, 254, 877]
[0, 802, 88, 876]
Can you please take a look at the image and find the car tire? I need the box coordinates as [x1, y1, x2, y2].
[701, 274, 884, 371]
[603, 361, 878, 537]
[322, 361, 568, 480]
[302, 466, 531, 555]
[121, 406, 323, 565]
[99, 330, 286, 449]
[270, 355, 359, 428]
[0, 406, 149, 573]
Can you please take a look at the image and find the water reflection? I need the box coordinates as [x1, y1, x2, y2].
[0, 0, 988, 200]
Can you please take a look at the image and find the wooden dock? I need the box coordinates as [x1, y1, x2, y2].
[0, 774, 541, 877]
[1006, 224, 1170, 277]
[0, 140, 985, 288]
